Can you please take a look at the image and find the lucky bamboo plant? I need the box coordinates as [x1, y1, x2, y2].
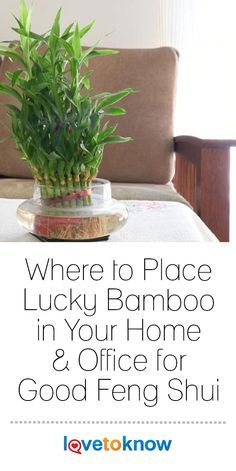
[0, 0, 133, 205]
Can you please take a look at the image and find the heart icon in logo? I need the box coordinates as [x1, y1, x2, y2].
[68, 439, 82, 454]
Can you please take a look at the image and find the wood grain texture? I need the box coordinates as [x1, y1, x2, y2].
[175, 135, 236, 149]
[174, 154, 197, 210]
[200, 147, 230, 242]
[174, 136, 232, 241]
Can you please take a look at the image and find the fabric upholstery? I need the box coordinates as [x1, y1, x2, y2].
[91, 48, 178, 183]
[0, 178, 34, 198]
[112, 182, 190, 206]
[0, 47, 178, 183]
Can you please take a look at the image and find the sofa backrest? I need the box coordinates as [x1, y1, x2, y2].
[0, 47, 178, 183]
[91, 47, 178, 184]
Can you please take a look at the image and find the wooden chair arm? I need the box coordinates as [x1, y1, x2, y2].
[174, 135, 236, 149]
[173, 135, 236, 241]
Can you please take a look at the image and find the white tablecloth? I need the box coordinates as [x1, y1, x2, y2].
[0, 199, 218, 242]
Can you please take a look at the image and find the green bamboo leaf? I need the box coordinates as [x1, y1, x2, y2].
[80, 41, 101, 63]
[18, 88, 52, 117]
[13, 14, 24, 29]
[70, 57, 78, 82]
[62, 23, 74, 38]
[97, 88, 133, 111]
[57, 160, 65, 179]
[19, 0, 28, 28]
[49, 8, 61, 55]
[83, 57, 89, 67]
[51, 8, 61, 36]
[79, 20, 95, 39]
[60, 38, 74, 57]
[26, 5, 32, 35]
[11, 69, 23, 86]
[12, 28, 47, 43]
[100, 135, 133, 144]
[6, 104, 21, 115]
[0, 49, 27, 67]
[92, 92, 112, 100]
[15, 85, 35, 99]
[72, 23, 81, 59]
[80, 142, 92, 154]
[80, 143, 94, 162]
[103, 107, 127, 116]
[89, 112, 100, 130]
[48, 151, 62, 160]
[64, 89, 78, 108]
[0, 39, 20, 45]
[88, 48, 119, 57]
[97, 125, 117, 142]
[0, 83, 22, 102]
[24, 76, 50, 90]
[82, 77, 90, 90]
[4, 71, 13, 81]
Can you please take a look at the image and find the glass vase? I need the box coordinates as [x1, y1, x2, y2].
[16, 178, 128, 241]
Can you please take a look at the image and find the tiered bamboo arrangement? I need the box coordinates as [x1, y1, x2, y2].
[0, 0, 133, 207]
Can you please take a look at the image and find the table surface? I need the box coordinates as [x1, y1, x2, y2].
[0, 199, 218, 242]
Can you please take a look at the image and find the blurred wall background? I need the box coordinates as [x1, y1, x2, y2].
[1, 0, 236, 138]
[0, 0, 158, 48]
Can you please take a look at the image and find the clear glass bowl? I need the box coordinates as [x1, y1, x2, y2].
[17, 178, 128, 241]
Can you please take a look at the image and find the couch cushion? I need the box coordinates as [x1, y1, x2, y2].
[0, 178, 34, 198]
[91, 48, 178, 184]
[0, 178, 190, 207]
[112, 182, 190, 206]
[0, 47, 178, 183]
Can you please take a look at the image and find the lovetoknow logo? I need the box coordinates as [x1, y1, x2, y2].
[64, 435, 172, 454]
